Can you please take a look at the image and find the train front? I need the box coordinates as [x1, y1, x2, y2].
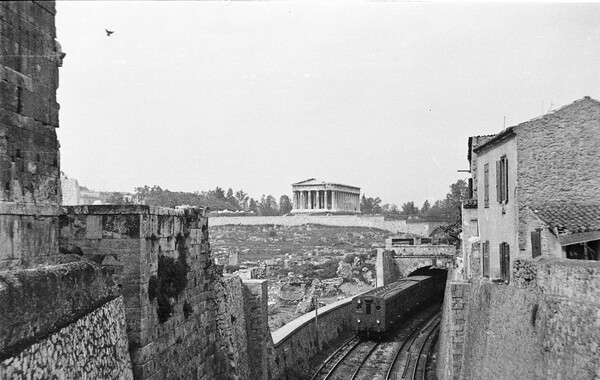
[353, 295, 386, 336]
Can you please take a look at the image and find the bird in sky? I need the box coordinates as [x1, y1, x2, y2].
[105, 29, 115, 37]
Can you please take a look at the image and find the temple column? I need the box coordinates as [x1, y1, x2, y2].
[324, 190, 328, 210]
[316, 190, 320, 210]
[332, 191, 336, 211]
[308, 191, 313, 209]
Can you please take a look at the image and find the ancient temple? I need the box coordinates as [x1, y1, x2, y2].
[291, 179, 361, 213]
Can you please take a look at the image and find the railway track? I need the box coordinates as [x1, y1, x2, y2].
[386, 310, 441, 380]
[310, 304, 441, 380]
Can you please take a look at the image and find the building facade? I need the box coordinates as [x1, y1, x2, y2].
[463, 97, 600, 282]
[291, 178, 360, 213]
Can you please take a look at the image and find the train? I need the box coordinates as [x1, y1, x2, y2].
[352, 269, 447, 337]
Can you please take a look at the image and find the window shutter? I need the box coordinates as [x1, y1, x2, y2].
[483, 241, 490, 278]
[503, 157, 509, 203]
[496, 160, 502, 202]
[484, 164, 489, 207]
[531, 230, 541, 258]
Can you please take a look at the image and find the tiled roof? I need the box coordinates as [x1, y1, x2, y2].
[531, 203, 600, 235]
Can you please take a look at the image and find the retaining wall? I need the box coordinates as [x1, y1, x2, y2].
[210, 215, 445, 235]
[60, 205, 227, 380]
[272, 297, 356, 379]
[0, 296, 133, 379]
[0, 260, 119, 360]
[438, 258, 600, 379]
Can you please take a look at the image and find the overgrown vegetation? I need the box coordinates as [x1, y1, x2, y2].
[148, 233, 190, 323]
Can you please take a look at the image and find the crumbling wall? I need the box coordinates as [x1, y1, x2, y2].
[438, 258, 600, 379]
[0, 1, 64, 270]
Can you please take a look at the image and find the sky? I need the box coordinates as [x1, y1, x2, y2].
[55, 1, 600, 207]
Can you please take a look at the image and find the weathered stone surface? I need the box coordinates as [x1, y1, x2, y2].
[0, 0, 63, 269]
[438, 259, 600, 380]
[0, 260, 119, 358]
[0, 296, 133, 380]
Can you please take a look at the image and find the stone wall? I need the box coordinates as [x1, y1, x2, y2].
[376, 248, 401, 286]
[60, 205, 227, 380]
[0, 296, 133, 379]
[0, 1, 64, 270]
[516, 97, 600, 207]
[210, 215, 445, 235]
[437, 280, 469, 380]
[272, 297, 356, 379]
[438, 258, 600, 379]
[0, 260, 119, 359]
[391, 245, 456, 277]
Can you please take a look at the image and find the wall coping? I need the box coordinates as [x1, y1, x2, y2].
[537, 257, 600, 269]
[61, 205, 206, 216]
[272, 296, 353, 346]
[0, 203, 60, 216]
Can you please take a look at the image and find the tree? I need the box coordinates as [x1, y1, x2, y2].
[225, 188, 238, 208]
[360, 195, 382, 214]
[235, 190, 249, 210]
[248, 198, 258, 214]
[401, 201, 419, 215]
[279, 195, 293, 215]
[421, 200, 431, 214]
[106, 192, 129, 205]
[258, 195, 279, 216]
[208, 186, 226, 200]
[382, 203, 400, 215]
[437, 179, 470, 241]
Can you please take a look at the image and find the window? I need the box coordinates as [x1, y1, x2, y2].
[496, 155, 509, 204]
[531, 230, 542, 258]
[484, 164, 490, 208]
[500, 243, 510, 283]
[482, 241, 490, 278]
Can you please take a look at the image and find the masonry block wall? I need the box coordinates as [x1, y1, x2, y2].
[1, 296, 133, 379]
[59, 205, 228, 380]
[215, 276, 251, 379]
[376, 248, 400, 286]
[516, 97, 600, 249]
[0, 1, 63, 270]
[437, 280, 469, 380]
[438, 258, 600, 379]
[0, 261, 132, 379]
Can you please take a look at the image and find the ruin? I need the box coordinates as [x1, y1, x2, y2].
[291, 178, 360, 213]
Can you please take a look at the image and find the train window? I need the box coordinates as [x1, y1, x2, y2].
[365, 300, 373, 315]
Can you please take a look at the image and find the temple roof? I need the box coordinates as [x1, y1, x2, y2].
[291, 178, 360, 190]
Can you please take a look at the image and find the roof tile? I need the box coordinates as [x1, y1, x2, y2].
[531, 203, 600, 234]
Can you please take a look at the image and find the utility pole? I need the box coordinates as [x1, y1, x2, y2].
[314, 295, 320, 350]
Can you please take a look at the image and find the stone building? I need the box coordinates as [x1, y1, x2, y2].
[462, 96, 600, 282]
[291, 178, 360, 213]
[0, 0, 64, 270]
